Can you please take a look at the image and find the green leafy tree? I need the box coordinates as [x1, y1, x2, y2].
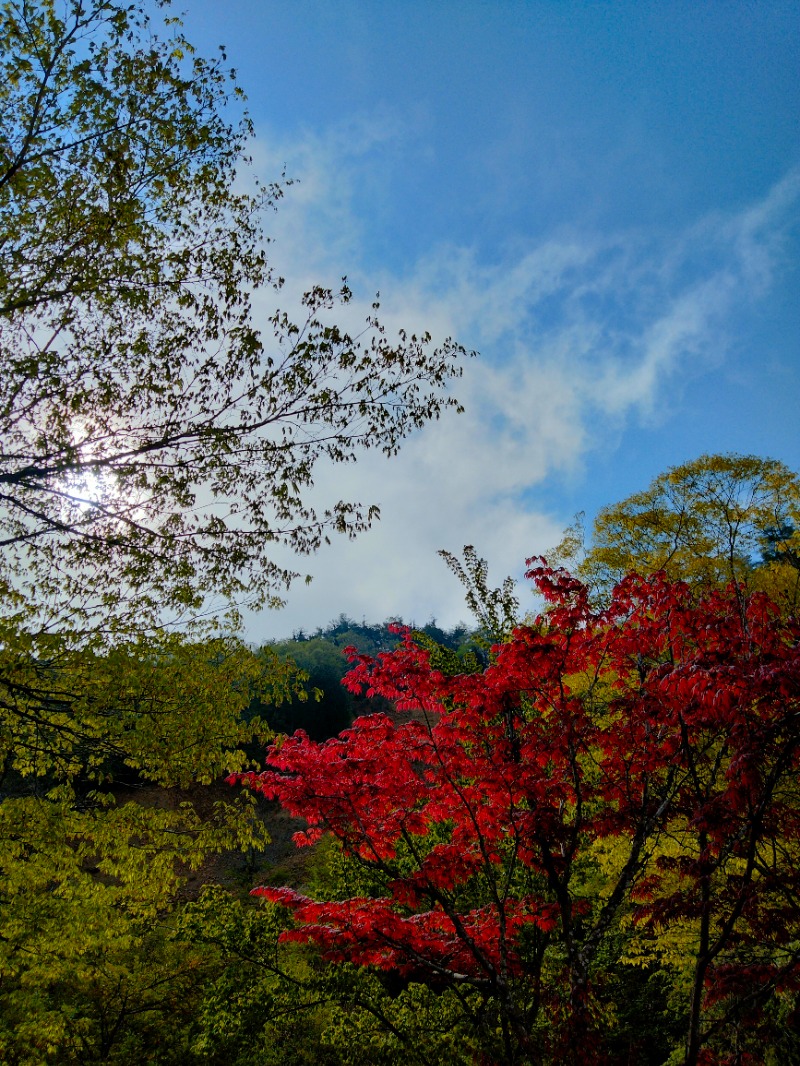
[0, 2, 469, 1059]
[0, 0, 468, 636]
[179, 883, 488, 1066]
[0, 634, 304, 1064]
[579, 453, 800, 608]
[439, 544, 520, 644]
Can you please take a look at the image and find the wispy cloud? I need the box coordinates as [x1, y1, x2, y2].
[240, 123, 799, 638]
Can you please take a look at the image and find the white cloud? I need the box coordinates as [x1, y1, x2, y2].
[237, 128, 799, 640]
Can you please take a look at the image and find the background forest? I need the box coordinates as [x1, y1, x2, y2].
[1, 3, 799, 1065]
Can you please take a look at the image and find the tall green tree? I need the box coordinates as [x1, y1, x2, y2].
[0, 3, 469, 1059]
[577, 453, 800, 607]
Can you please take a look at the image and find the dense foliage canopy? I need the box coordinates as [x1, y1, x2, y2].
[578, 454, 800, 609]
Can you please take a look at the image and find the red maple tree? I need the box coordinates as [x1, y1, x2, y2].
[233, 563, 800, 1065]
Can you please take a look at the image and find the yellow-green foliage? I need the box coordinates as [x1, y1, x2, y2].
[0, 629, 308, 1064]
[580, 453, 800, 605]
[0, 628, 297, 786]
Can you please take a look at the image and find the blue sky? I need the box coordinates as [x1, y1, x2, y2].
[181, 1, 800, 639]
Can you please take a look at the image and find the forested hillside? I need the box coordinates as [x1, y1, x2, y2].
[256, 616, 479, 738]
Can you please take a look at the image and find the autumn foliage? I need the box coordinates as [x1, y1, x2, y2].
[234, 562, 800, 1065]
